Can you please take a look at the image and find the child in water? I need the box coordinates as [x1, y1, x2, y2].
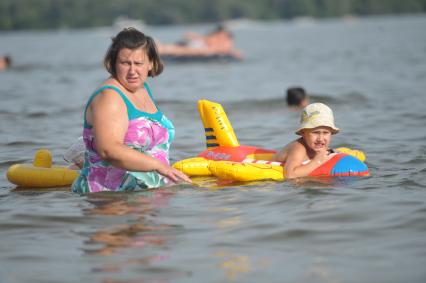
[286, 87, 309, 108]
[273, 103, 340, 179]
[0, 55, 11, 71]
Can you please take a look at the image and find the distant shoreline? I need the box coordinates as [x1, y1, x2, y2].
[0, 0, 425, 31]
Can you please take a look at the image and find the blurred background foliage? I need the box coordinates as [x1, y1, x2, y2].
[0, 0, 425, 30]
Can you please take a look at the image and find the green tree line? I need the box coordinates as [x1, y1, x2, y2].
[1, 0, 425, 30]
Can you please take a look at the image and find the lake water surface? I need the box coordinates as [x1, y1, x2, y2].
[1, 15, 426, 283]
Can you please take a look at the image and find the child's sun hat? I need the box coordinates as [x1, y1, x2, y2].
[295, 103, 340, 135]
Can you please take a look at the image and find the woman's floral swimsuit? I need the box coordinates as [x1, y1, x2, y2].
[72, 83, 175, 193]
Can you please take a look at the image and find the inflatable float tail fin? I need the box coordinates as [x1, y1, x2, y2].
[198, 100, 239, 148]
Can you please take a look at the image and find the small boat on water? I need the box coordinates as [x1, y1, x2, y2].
[158, 24, 243, 63]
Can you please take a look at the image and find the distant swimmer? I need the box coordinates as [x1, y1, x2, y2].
[286, 87, 309, 108]
[0, 55, 12, 71]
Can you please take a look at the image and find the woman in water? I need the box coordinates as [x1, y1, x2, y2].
[72, 28, 191, 193]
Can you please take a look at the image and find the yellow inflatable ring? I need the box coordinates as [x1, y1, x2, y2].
[7, 149, 78, 188]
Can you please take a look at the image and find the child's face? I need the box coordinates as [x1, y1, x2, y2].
[301, 126, 332, 152]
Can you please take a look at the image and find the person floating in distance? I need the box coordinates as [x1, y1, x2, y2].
[286, 87, 309, 108]
[0, 55, 12, 71]
[157, 24, 243, 60]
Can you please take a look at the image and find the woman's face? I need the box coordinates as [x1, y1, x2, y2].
[301, 126, 332, 152]
[115, 47, 152, 92]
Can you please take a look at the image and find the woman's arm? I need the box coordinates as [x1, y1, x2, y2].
[88, 89, 191, 183]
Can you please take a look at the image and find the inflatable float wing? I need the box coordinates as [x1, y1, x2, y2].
[173, 100, 369, 182]
[7, 149, 78, 188]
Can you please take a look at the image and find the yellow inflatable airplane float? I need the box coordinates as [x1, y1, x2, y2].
[173, 100, 369, 182]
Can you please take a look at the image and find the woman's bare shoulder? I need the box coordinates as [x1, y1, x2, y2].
[92, 82, 124, 102]
[90, 89, 127, 115]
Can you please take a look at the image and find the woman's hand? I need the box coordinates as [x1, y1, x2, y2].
[156, 163, 192, 184]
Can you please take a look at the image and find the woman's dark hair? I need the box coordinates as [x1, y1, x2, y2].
[104, 27, 163, 77]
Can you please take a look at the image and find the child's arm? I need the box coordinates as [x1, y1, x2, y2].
[273, 147, 287, 162]
[284, 143, 329, 179]
[273, 140, 296, 162]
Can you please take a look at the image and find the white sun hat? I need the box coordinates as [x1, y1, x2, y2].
[295, 103, 340, 135]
